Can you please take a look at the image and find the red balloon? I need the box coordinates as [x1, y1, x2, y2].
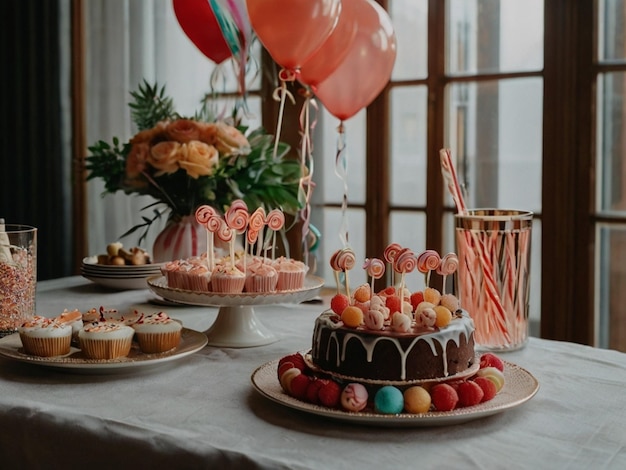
[173, 0, 233, 64]
[246, 0, 342, 71]
[314, 0, 397, 121]
[299, 0, 359, 89]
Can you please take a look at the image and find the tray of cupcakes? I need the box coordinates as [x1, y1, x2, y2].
[0, 307, 207, 374]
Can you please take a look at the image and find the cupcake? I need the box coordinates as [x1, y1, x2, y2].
[18, 316, 72, 357]
[273, 257, 308, 291]
[131, 312, 182, 353]
[55, 308, 84, 339]
[210, 262, 246, 293]
[78, 321, 135, 359]
[244, 261, 278, 293]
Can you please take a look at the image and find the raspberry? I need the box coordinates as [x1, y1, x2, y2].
[385, 295, 402, 314]
[277, 353, 307, 379]
[457, 380, 484, 407]
[318, 379, 341, 408]
[473, 377, 497, 402]
[305, 379, 324, 404]
[330, 294, 350, 315]
[479, 353, 505, 372]
[430, 383, 458, 411]
[290, 373, 312, 400]
[476, 367, 506, 392]
[378, 286, 396, 297]
[410, 291, 424, 311]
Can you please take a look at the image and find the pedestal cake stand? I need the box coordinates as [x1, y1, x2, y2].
[147, 275, 324, 348]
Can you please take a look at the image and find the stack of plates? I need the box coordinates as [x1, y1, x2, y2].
[81, 256, 164, 290]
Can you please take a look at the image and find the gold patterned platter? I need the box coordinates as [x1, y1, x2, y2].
[0, 328, 207, 374]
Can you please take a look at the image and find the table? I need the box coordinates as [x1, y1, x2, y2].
[0, 276, 625, 469]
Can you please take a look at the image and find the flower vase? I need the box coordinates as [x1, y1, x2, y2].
[152, 215, 207, 263]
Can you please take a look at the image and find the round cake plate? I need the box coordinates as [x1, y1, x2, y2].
[251, 358, 539, 427]
[147, 275, 325, 348]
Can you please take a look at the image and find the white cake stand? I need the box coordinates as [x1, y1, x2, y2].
[147, 275, 324, 348]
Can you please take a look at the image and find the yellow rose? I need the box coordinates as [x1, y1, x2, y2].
[212, 122, 250, 156]
[165, 119, 202, 143]
[179, 141, 219, 179]
[148, 141, 181, 175]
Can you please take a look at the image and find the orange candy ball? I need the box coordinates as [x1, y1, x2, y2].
[434, 305, 453, 328]
[341, 305, 364, 328]
[353, 284, 371, 303]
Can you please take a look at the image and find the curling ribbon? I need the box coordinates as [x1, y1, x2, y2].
[335, 121, 349, 247]
[271, 68, 297, 159]
[298, 87, 319, 267]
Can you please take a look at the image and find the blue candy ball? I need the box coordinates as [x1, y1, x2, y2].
[374, 386, 404, 414]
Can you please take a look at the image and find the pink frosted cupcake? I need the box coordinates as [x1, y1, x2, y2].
[210, 262, 246, 293]
[78, 321, 135, 359]
[18, 316, 72, 357]
[244, 261, 278, 293]
[273, 257, 308, 291]
[131, 312, 182, 353]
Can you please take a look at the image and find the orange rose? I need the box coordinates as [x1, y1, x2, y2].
[165, 119, 202, 143]
[148, 141, 181, 175]
[130, 121, 168, 145]
[213, 122, 250, 156]
[179, 141, 219, 179]
[126, 142, 149, 178]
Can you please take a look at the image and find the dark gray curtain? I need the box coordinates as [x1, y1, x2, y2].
[0, 0, 73, 280]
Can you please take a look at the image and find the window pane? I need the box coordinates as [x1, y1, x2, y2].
[390, 211, 426, 291]
[445, 78, 543, 212]
[319, 109, 366, 204]
[598, 0, 626, 62]
[390, 86, 428, 206]
[597, 72, 626, 213]
[389, 0, 428, 80]
[446, 0, 544, 75]
[597, 224, 626, 351]
[317, 208, 367, 288]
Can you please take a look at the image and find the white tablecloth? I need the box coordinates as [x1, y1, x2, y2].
[0, 276, 624, 469]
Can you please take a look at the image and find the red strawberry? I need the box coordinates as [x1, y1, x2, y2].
[290, 373, 312, 400]
[473, 377, 497, 402]
[479, 353, 505, 372]
[410, 291, 424, 311]
[430, 383, 459, 411]
[305, 379, 324, 404]
[457, 380, 484, 407]
[318, 380, 341, 408]
[330, 294, 350, 316]
[385, 295, 402, 314]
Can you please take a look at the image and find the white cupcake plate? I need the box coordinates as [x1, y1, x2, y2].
[147, 275, 325, 348]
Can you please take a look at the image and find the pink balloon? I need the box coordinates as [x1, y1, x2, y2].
[246, 0, 342, 71]
[314, 0, 397, 121]
[299, 0, 359, 89]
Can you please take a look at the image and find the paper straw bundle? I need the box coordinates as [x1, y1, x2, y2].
[440, 149, 530, 348]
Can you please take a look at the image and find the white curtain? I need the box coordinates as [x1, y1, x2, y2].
[84, 0, 255, 256]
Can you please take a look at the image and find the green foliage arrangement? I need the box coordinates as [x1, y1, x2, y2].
[85, 81, 302, 243]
